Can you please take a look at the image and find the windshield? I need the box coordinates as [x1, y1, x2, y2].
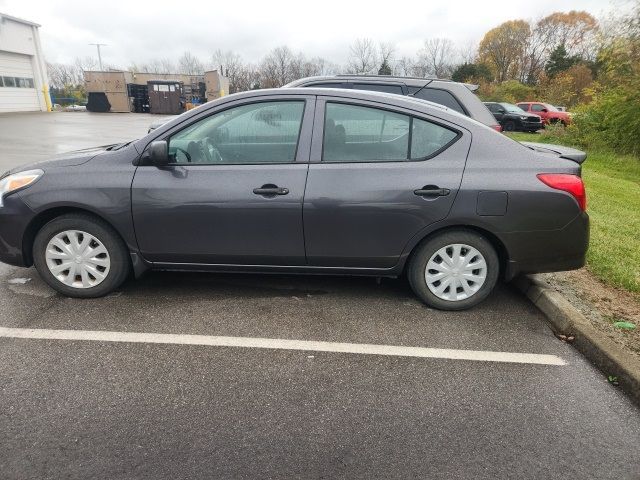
[544, 103, 559, 112]
[500, 103, 528, 114]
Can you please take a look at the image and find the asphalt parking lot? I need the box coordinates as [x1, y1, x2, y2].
[1, 112, 639, 479]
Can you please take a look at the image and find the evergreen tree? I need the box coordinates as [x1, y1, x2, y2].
[545, 44, 581, 78]
[451, 63, 492, 83]
[378, 60, 392, 75]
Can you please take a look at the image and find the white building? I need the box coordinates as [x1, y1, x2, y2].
[0, 13, 49, 112]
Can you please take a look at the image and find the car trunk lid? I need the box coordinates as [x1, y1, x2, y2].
[520, 141, 587, 164]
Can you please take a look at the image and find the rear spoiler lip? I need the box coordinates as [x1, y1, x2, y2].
[520, 141, 587, 164]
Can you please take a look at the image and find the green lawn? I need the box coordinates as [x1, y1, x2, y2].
[508, 132, 640, 295]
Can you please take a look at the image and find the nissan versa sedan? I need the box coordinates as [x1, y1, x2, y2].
[0, 88, 589, 310]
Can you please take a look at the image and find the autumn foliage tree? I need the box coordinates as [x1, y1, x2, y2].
[478, 11, 598, 85]
[478, 20, 530, 82]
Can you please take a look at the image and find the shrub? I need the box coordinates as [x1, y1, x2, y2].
[569, 80, 640, 156]
[478, 80, 535, 103]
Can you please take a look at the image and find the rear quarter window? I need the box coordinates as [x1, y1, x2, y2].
[408, 87, 466, 115]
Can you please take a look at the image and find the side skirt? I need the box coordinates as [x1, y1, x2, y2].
[148, 262, 402, 278]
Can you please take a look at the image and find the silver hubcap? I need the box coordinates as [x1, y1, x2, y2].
[45, 230, 110, 289]
[425, 243, 487, 302]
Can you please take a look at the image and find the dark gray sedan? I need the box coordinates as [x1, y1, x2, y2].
[0, 88, 588, 310]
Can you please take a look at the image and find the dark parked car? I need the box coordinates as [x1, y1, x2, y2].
[0, 88, 589, 310]
[284, 75, 502, 131]
[484, 102, 543, 132]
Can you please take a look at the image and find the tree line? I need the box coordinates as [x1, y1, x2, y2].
[46, 8, 609, 104]
[46, 1, 639, 155]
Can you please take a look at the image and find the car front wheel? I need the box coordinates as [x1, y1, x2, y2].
[33, 214, 130, 298]
[503, 120, 516, 132]
[407, 230, 499, 310]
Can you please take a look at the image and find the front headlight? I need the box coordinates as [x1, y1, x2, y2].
[0, 169, 43, 207]
[520, 115, 528, 120]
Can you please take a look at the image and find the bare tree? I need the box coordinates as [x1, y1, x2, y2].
[212, 49, 250, 93]
[128, 58, 175, 74]
[47, 63, 80, 89]
[259, 46, 297, 87]
[394, 56, 415, 76]
[457, 41, 479, 65]
[75, 56, 98, 72]
[418, 38, 456, 78]
[347, 38, 377, 74]
[378, 42, 396, 74]
[177, 51, 204, 75]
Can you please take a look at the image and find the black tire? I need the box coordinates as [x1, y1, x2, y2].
[407, 229, 500, 310]
[503, 121, 516, 132]
[33, 213, 130, 298]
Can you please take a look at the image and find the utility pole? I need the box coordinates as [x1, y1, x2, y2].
[89, 43, 107, 70]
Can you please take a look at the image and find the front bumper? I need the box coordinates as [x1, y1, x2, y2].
[0, 193, 35, 267]
[521, 120, 543, 131]
[502, 212, 589, 280]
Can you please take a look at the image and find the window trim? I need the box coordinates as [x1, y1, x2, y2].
[319, 100, 462, 164]
[156, 99, 310, 167]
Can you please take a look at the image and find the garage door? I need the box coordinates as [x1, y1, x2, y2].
[0, 51, 40, 112]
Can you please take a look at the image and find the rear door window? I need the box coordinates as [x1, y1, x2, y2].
[322, 102, 458, 162]
[408, 87, 466, 115]
[516, 103, 529, 111]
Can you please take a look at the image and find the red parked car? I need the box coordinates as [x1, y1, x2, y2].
[516, 102, 571, 126]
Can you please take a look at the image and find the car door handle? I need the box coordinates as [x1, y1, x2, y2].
[414, 186, 450, 197]
[253, 186, 289, 196]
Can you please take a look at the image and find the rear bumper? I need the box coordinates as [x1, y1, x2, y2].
[0, 193, 35, 267]
[502, 212, 589, 280]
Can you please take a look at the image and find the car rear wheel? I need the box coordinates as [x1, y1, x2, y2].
[33, 214, 130, 298]
[407, 230, 499, 310]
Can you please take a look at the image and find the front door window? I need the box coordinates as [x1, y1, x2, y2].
[168, 101, 305, 164]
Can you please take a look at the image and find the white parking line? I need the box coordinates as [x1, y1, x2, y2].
[0, 326, 566, 365]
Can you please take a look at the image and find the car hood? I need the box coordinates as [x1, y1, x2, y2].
[521, 142, 587, 164]
[3, 144, 119, 176]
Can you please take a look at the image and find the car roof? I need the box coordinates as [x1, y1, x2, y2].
[241, 87, 469, 119]
[284, 75, 479, 92]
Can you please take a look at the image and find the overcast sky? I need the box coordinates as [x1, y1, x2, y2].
[0, 0, 621, 68]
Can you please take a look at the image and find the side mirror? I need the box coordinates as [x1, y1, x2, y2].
[541, 108, 548, 113]
[148, 140, 169, 166]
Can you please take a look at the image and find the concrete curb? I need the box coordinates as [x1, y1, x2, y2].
[514, 274, 640, 406]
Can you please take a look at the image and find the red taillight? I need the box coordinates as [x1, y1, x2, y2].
[491, 124, 502, 132]
[537, 174, 587, 211]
